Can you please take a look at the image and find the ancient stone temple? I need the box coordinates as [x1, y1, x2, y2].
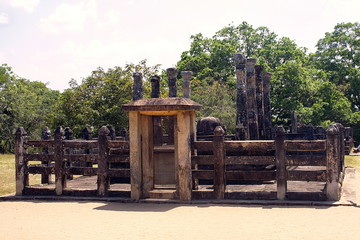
[12, 59, 347, 203]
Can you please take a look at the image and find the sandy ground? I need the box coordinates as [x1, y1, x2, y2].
[0, 201, 360, 240]
[1, 162, 359, 240]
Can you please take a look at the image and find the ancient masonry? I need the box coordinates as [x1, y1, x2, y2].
[12, 53, 346, 202]
[235, 53, 272, 140]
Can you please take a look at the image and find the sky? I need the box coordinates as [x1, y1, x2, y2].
[0, 0, 359, 91]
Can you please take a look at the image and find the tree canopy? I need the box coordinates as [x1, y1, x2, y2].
[313, 22, 360, 110]
[176, 22, 359, 132]
[54, 60, 160, 137]
[0, 64, 60, 153]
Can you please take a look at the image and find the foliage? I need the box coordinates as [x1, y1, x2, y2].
[175, 21, 359, 137]
[311, 22, 360, 140]
[177, 22, 320, 130]
[0, 65, 60, 152]
[54, 60, 160, 137]
[298, 80, 353, 126]
[191, 80, 236, 132]
[313, 22, 360, 109]
[270, 60, 315, 124]
[177, 22, 279, 86]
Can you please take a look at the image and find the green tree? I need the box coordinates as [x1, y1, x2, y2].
[177, 22, 313, 129]
[177, 22, 279, 86]
[312, 22, 360, 141]
[298, 80, 353, 125]
[177, 21, 358, 135]
[54, 60, 160, 136]
[313, 22, 360, 109]
[270, 61, 317, 124]
[0, 64, 60, 152]
[191, 80, 236, 132]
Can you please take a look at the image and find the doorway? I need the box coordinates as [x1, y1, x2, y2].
[153, 116, 176, 189]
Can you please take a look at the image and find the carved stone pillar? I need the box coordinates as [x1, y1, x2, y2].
[246, 58, 259, 140]
[166, 68, 178, 145]
[133, 72, 143, 101]
[151, 75, 160, 98]
[255, 65, 265, 139]
[151, 75, 163, 145]
[167, 68, 178, 97]
[235, 53, 248, 140]
[181, 71, 192, 98]
[262, 72, 272, 139]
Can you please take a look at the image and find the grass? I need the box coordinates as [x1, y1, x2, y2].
[1, 154, 360, 196]
[0, 154, 42, 196]
[345, 155, 360, 170]
[0, 154, 16, 196]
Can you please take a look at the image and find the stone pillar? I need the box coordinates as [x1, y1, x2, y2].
[151, 75, 163, 145]
[262, 72, 272, 140]
[246, 58, 259, 140]
[98, 126, 110, 197]
[291, 111, 298, 134]
[190, 110, 198, 190]
[64, 127, 73, 180]
[235, 53, 248, 140]
[141, 115, 154, 198]
[151, 75, 160, 98]
[133, 72, 143, 101]
[326, 124, 341, 201]
[82, 127, 92, 167]
[41, 126, 52, 184]
[15, 127, 27, 196]
[336, 123, 345, 173]
[54, 127, 65, 195]
[181, 71, 192, 98]
[255, 65, 265, 139]
[129, 111, 142, 200]
[213, 126, 225, 200]
[176, 111, 192, 201]
[167, 68, 178, 97]
[275, 126, 287, 200]
[167, 68, 177, 145]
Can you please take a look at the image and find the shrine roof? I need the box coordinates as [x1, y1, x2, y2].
[122, 97, 202, 112]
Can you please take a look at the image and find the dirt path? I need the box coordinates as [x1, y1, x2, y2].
[1, 201, 360, 240]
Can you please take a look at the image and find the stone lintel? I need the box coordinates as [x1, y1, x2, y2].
[122, 97, 202, 112]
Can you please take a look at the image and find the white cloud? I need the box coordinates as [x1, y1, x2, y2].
[8, 0, 40, 13]
[105, 10, 121, 26]
[0, 12, 9, 24]
[40, 0, 97, 34]
[95, 9, 122, 29]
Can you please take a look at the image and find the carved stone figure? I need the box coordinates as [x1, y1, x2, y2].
[197, 117, 226, 136]
[120, 128, 128, 138]
[64, 127, 73, 140]
[107, 125, 116, 140]
[41, 126, 51, 140]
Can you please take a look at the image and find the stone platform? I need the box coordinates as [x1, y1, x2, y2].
[1, 168, 356, 206]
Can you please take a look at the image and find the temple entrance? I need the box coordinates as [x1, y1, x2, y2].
[153, 116, 176, 189]
[153, 145, 176, 188]
[123, 97, 201, 201]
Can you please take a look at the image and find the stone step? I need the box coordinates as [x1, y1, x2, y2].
[149, 189, 176, 199]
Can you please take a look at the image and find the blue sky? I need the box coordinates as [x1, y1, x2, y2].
[0, 0, 359, 91]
